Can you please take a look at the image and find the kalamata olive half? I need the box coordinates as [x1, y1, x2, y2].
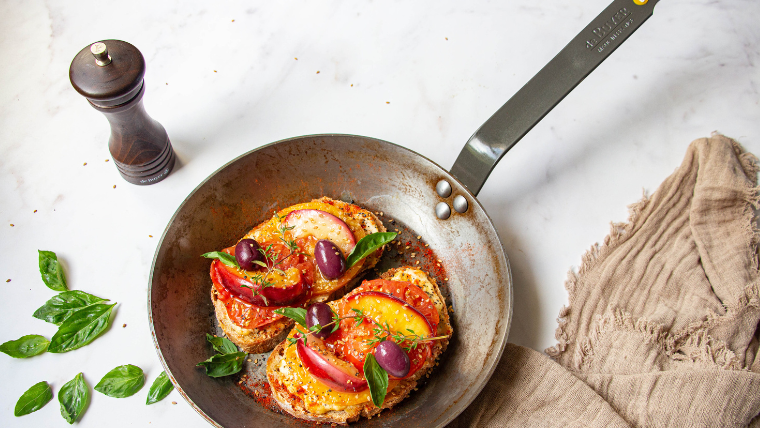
[306, 302, 334, 339]
[235, 238, 264, 271]
[314, 239, 347, 279]
[374, 340, 410, 378]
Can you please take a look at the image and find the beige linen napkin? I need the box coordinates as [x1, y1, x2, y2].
[451, 134, 760, 427]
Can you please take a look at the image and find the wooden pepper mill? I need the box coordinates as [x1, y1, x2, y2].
[69, 40, 175, 185]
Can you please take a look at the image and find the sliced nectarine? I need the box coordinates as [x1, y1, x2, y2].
[284, 209, 356, 255]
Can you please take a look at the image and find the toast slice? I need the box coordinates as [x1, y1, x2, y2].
[266, 267, 452, 424]
[210, 197, 386, 354]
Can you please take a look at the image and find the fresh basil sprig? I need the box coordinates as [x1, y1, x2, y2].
[363, 354, 389, 408]
[59, 373, 89, 424]
[14, 381, 53, 417]
[273, 307, 307, 328]
[94, 364, 145, 398]
[0, 334, 49, 358]
[38, 250, 68, 291]
[146, 371, 174, 405]
[196, 352, 246, 377]
[346, 232, 397, 268]
[48, 302, 117, 353]
[205, 333, 239, 355]
[201, 251, 239, 268]
[33, 290, 107, 325]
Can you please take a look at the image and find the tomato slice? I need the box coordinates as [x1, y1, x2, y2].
[324, 279, 438, 379]
[210, 238, 317, 329]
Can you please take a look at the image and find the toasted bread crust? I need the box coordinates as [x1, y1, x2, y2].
[213, 197, 387, 354]
[267, 267, 452, 424]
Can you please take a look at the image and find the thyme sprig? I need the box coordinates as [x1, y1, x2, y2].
[240, 214, 302, 305]
[276, 306, 449, 351]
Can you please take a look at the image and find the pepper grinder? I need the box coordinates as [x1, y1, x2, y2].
[69, 40, 175, 185]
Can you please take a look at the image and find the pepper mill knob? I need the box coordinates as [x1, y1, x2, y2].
[69, 39, 175, 185]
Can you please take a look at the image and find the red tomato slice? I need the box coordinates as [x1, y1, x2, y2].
[324, 279, 438, 378]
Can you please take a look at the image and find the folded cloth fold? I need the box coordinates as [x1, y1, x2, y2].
[451, 134, 760, 427]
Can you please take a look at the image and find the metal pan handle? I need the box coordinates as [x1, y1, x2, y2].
[450, 0, 659, 196]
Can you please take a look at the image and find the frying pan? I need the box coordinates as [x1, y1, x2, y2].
[149, 0, 659, 426]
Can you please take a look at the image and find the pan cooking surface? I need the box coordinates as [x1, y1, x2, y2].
[149, 135, 512, 427]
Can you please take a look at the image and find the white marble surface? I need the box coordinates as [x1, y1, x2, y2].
[1, 0, 759, 426]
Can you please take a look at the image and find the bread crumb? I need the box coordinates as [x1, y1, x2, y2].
[122, 324, 127, 328]
[5, 279, 10, 282]
[172, 401, 177, 405]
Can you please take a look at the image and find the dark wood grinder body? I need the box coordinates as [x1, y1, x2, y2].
[70, 40, 175, 185]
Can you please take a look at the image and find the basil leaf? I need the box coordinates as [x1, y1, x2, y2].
[94, 364, 145, 398]
[206, 333, 238, 355]
[0, 334, 49, 358]
[202, 251, 239, 268]
[33, 290, 107, 325]
[196, 352, 246, 377]
[146, 371, 174, 405]
[14, 381, 53, 416]
[48, 302, 117, 353]
[59, 373, 89, 423]
[38, 250, 68, 291]
[363, 353, 389, 408]
[346, 232, 397, 268]
[273, 307, 307, 328]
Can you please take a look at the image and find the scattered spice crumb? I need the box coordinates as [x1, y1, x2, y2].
[445, 277, 449, 281]
[10, 224, 14, 227]
[5, 279, 10, 283]
[105, 159, 110, 162]
[417, 236, 421, 239]
[122, 324, 127, 328]
[316, 70, 320, 74]
[214, 70, 217, 73]
[113, 185, 116, 189]
[294, 57, 298, 60]
[165, 83, 168, 85]
[445, 37, 448, 40]
[248, 359, 252, 362]
[350, 84, 353, 87]
[254, 358, 259, 364]
[83, 162, 87, 166]
[171, 401, 177, 405]
[415, 261, 420, 265]
[33, 210, 37, 213]
[149, 235, 153, 238]
[386, 101, 390, 104]
[231, 19, 235, 22]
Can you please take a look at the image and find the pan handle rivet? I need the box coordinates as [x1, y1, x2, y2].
[435, 202, 451, 220]
[436, 180, 452, 198]
[453, 195, 468, 213]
